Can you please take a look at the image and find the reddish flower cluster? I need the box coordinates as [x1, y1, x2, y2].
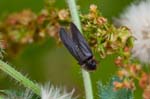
[81, 5, 132, 58]
[114, 47, 150, 99]
[0, 3, 70, 56]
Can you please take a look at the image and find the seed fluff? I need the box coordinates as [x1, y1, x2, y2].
[41, 83, 75, 99]
[114, 0, 150, 64]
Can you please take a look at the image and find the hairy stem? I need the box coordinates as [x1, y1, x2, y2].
[66, 0, 94, 99]
[0, 60, 40, 96]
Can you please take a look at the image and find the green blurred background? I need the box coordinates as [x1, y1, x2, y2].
[0, 0, 142, 99]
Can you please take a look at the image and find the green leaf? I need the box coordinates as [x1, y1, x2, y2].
[0, 89, 39, 99]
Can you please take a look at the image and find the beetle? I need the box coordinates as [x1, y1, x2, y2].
[59, 22, 97, 70]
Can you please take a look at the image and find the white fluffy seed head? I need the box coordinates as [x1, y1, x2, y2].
[114, 0, 150, 64]
[41, 83, 75, 99]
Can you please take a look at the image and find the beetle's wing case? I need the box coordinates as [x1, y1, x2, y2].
[59, 28, 87, 63]
[70, 23, 93, 59]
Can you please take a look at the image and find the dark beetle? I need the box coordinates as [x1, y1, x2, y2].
[59, 23, 97, 70]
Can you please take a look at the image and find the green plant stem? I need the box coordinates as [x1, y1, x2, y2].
[66, 0, 94, 99]
[81, 69, 94, 99]
[0, 60, 40, 96]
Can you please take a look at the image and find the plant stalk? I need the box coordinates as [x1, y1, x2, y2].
[66, 0, 94, 99]
[0, 60, 41, 96]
